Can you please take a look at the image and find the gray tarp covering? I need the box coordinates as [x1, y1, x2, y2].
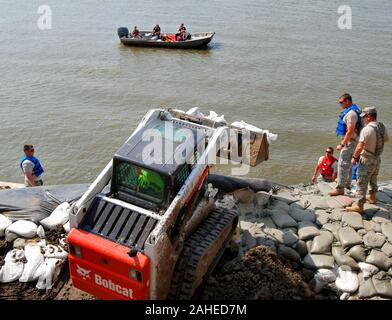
[0, 184, 90, 223]
[207, 174, 280, 193]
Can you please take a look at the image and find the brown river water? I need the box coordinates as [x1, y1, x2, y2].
[0, 0, 391, 186]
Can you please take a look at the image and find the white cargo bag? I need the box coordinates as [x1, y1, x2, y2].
[40, 202, 70, 230]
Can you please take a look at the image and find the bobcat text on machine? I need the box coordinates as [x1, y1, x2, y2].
[67, 108, 269, 300]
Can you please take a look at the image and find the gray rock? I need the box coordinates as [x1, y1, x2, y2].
[278, 245, 301, 262]
[332, 246, 359, 270]
[342, 212, 364, 230]
[338, 227, 362, 249]
[270, 210, 297, 228]
[303, 254, 335, 269]
[13, 238, 26, 249]
[363, 231, 386, 249]
[348, 245, 367, 262]
[366, 250, 392, 271]
[310, 231, 334, 254]
[298, 221, 320, 241]
[381, 222, 392, 242]
[381, 242, 392, 257]
[372, 272, 392, 298]
[358, 278, 378, 298]
[372, 211, 391, 224]
[322, 223, 340, 240]
[288, 207, 316, 223]
[293, 240, 308, 257]
[314, 210, 330, 226]
[255, 191, 271, 207]
[363, 220, 382, 233]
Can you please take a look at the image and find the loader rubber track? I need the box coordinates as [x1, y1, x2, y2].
[167, 207, 238, 300]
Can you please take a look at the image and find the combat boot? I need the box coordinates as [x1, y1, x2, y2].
[346, 202, 364, 214]
[329, 189, 344, 196]
[366, 193, 377, 204]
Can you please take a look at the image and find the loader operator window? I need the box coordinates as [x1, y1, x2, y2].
[116, 162, 165, 203]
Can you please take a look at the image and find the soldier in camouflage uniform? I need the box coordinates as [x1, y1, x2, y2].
[346, 106, 389, 213]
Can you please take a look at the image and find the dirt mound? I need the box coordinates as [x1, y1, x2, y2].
[202, 245, 315, 300]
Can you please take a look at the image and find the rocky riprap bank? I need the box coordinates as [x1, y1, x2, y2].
[202, 180, 392, 300]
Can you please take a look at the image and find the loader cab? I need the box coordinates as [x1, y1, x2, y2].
[110, 117, 206, 213]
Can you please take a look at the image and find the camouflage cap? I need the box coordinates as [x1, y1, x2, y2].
[360, 106, 377, 117]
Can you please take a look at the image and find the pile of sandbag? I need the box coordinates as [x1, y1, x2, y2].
[225, 180, 392, 300]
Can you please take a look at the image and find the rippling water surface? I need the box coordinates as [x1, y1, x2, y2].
[1, 0, 391, 185]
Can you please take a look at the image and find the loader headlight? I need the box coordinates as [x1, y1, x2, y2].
[129, 268, 143, 282]
[70, 245, 82, 257]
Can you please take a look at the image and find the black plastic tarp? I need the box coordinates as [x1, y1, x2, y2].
[0, 184, 90, 223]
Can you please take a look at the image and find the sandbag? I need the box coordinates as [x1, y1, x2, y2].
[44, 245, 68, 260]
[335, 267, 359, 293]
[5, 220, 38, 241]
[303, 254, 335, 269]
[363, 231, 386, 249]
[232, 188, 255, 204]
[372, 272, 392, 298]
[294, 240, 308, 257]
[314, 210, 330, 226]
[40, 202, 70, 230]
[63, 221, 70, 233]
[322, 223, 340, 239]
[332, 246, 358, 270]
[0, 249, 25, 283]
[358, 262, 379, 278]
[270, 210, 297, 228]
[215, 194, 236, 210]
[36, 225, 45, 239]
[314, 268, 336, 283]
[298, 221, 320, 241]
[366, 250, 392, 271]
[288, 207, 316, 222]
[341, 212, 363, 230]
[278, 245, 301, 262]
[255, 191, 271, 207]
[372, 211, 390, 224]
[263, 227, 298, 246]
[269, 200, 290, 214]
[381, 222, 392, 242]
[338, 227, 362, 249]
[348, 245, 367, 262]
[358, 278, 378, 298]
[36, 258, 62, 290]
[381, 242, 392, 257]
[0, 214, 12, 237]
[19, 244, 44, 282]
[310, 231, 333, 254]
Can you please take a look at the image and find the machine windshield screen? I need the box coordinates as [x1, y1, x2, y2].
[116, 162, 165, 203]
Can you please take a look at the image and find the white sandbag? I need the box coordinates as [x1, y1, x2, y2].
[231, 121, 278, 143]
[0, 214, 12, 237]
[36, 225, 45, 238]
[186, 107, 204, 117]
[36, 258, 61, 290]
[206, 111, 226, 124]
[5, 220, 38, 241]
[40, 202, 70, 230]
[315, 268, 337, 283]
[0, 249, 25, 283]
[335, 267, 359, 293]
[44, 244, 68, 260]
[63, 221, 70, 233]
[358, 262, 379, 278]
[19, 244, 44, 282]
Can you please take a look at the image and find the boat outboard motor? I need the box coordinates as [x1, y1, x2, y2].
[117, 27, 129, 38]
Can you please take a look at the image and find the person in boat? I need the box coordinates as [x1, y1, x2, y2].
[152, 24, 161, 39]
[20, 144, 44, 187]
[176, 29, 188, 41]
[132, 26, 141, 38]
[178, 23, 186, 33]
[311, 146, 338, 184]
